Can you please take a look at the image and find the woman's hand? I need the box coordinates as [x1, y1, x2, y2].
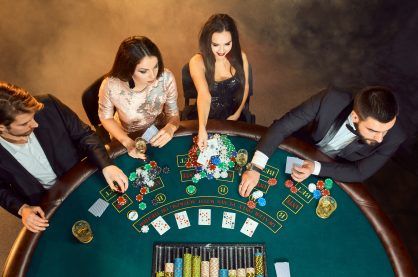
[227, 112, 240, 121]
[150, 124, 176, 148]
[124, 138, 147, 160]
[197, 128, 208, 151]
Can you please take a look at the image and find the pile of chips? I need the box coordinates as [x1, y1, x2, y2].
[186, 134, 237, 183]
[284, 178, 333, 199]
[308, 178, 333, 199]
[128, 160, 170, 188]
[247, 189, 267, 209]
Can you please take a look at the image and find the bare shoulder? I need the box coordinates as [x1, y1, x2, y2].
[189, 54, 205, 74]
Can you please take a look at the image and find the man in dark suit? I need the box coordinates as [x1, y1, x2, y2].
[239, 86, 406, 197]
[0, 82, 129, 232]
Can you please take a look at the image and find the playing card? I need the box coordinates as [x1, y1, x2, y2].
[142, 124, 159, 143]
[198, 209, 211, 225]
[275, 262, 291, 277]
[88, 198, 109, 217]
[197, 150, 211, 165]
[151, 216, 170, 235]
[206, 138, 219, 155]
[222, 211, 236, 229]
[240, 217, 259, 237]
[285, 156, 304, 174]
[174, 211, 191, 229]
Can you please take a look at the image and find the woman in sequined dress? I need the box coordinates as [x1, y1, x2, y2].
[188, 14, 250, 150]
[99, 36, 179, 159]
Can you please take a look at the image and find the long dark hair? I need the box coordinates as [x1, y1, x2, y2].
[108, 36, 164, 82]
[199, 14, 244, 87]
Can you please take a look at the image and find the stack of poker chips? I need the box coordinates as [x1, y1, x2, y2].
[186, 134, 237, 183]
[128, 160, 170, 189]
[153, 244, 266, 277]
[307, 178, 334, 199]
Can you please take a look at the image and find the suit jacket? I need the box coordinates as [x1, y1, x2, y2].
[0, 95, 113, 216]
[257, 88, 406, 182]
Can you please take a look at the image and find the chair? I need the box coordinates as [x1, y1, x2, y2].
[81, 75, 111, 144]
[181, 63, 256, 123]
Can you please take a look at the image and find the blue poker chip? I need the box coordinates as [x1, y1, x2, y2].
[313, 189, 322, 199]
[257, 197, 266, 207]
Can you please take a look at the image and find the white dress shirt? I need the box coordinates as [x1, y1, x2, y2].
[251, 114, 357, 175]
[0, 133, 57, 188]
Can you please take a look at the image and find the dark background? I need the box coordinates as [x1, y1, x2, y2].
[0, 0, 417, 270]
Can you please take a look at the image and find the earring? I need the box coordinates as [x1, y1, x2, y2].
[128, 78, 135, 89]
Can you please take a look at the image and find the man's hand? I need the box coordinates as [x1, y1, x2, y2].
[102, 165, 128, 193]
[239, 170, 260, 197]
[20, 205, 49, 233]
[291, 160, 315, 183]
[197, 128, 208, 151]
[150, 125, 175, 148]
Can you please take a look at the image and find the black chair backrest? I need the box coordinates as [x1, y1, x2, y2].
[82, 76, 105, 127]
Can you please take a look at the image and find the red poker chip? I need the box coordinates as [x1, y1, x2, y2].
[135, 194, 144, 202]
[140, 187, 148, 195]
[285, 180, 294, 188]
[117, 196, 126, 205]
[149, 161, 157, 168]
[268, 178, 277, 186]
[317, 180, 325, 188]
[321, 189, 330, 196]
[186, 161, 192, 168]
[290, 186, 298, 194]
[247, 200, 256, 209]
[209, 164, 217, 170]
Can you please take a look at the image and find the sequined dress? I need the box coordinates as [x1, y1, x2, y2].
[98, 69, 179, 133]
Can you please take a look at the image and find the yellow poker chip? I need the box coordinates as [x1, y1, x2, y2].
[127, 210, 139, 221]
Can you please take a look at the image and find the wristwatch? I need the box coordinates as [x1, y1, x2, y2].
[245, 163, 263, 174]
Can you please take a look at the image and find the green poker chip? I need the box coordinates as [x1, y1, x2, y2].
[324, 178, 333, 189]
[186, 185, 197, 195]
[129, 172, 137, 181]
[138, 202, 147, 210]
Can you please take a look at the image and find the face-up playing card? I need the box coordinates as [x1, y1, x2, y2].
[88, 198, 109, 217]
[206, 138, 219, 155]
[174, 211, 191, 229]
[222, 211, 236, 229]
[240, 217, 259, 237]
[142, 125, 159, 143]
[285, 156, 304, 174]
[198, 209, 211, 225]
[151, 216, 170, 235]
[197, 150, 211, 165]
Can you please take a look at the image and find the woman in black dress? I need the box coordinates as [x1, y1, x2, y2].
[188, 14, 250, 150]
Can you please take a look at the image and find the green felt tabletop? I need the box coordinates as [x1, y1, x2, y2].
[27, 135, 393, 276]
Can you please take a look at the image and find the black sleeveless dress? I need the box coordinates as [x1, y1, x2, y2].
[185, 75, 243, 120]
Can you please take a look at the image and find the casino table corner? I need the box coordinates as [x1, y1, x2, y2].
[2, 120, 416, 277]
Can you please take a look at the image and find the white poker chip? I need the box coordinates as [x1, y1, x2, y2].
[194, 173, 201, 180]
[127, 210, 138, 221]
[220, 171, 228, 178]
[147, 180, 155, 187]
[252, 190, 264, 200]
[141, 225, 150, 233]
[213, 171, 221, 179]
[308, 183, 316, 193]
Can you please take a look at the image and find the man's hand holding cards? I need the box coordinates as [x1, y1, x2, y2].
[286, 156, 315, 183]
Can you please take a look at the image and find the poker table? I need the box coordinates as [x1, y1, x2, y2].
[2, 121, 415, 276]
